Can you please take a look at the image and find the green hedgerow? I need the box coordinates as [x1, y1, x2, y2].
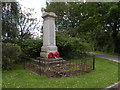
[2, 43, 21, 70]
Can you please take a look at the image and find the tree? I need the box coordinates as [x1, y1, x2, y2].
[45, 2, 120, 53]
[45, 2, 68, 30]
[16, 7, 40, 41]
[105, 2, 120, 53]
[2, 2, 20, 43]
[2, 2, 41, 43]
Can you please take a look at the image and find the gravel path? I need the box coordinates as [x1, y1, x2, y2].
[89, 52, 120, 63]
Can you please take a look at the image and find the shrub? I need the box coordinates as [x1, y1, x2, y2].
[19, 39, 43, 58]
[2, 43, 21, 70]
[19, 34, 90, 59]
[56, 34, 91, 59]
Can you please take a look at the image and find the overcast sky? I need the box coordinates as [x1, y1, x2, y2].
[17, 0, 47, 38]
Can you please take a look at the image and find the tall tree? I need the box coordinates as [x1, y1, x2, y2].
[2, 2, 20, 43]
[105, 2, 120, 53]
[45, 2, 120, 53]
[16, 7, 40, 41]
[2, 2, 40, 43]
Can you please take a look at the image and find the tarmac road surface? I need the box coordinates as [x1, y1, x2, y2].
[89, 52, 120, 63]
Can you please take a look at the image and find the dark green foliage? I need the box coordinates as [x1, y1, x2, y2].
[46, 2, 120, 54]
[19, 39, 43, 58]
[56, 31, 91, 59]
[105, 2, 120, 53]
[2, 2, 20, 43]
[2, 43, 21, 70]
[18, 34, 90, 59]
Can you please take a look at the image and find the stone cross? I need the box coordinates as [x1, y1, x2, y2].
[40, 12, 58, 59]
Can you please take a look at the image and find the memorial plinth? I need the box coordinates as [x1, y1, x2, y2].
[40, 12, 58, 59]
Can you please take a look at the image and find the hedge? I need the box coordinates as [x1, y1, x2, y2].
[2, 43, 21, 70]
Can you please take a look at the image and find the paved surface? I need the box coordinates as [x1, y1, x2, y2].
[89, 52, 120, 63]
[101, 80, 120, 90]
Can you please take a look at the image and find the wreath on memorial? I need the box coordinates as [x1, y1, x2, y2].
[48, 52, 60, 59]
[54, 52, 60, 58]
[48, 52, 54, 59]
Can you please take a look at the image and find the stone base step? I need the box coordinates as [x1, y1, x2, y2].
[33, 59, 67, 66]
[37, 57, 63, 61]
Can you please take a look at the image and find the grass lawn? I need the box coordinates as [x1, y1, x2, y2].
[89, 51, 120, 56]
[2, 57, 118, 88]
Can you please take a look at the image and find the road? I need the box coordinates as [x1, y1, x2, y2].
[89, 52, 120, 63]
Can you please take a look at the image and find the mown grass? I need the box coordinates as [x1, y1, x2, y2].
[89, 51, 120, 56]
[2, 57, 118, 88]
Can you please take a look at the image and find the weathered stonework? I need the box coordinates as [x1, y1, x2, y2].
[40, 12, 58, 59]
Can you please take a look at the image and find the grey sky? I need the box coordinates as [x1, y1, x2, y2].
[17, 0, 46, 38]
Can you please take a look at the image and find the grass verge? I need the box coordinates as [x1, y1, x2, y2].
[2, 57, 118, 88]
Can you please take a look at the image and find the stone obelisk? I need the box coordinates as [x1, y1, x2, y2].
[40, 12, 58, 59]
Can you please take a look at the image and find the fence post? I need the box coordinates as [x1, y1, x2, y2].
[93, 55, 95, 70]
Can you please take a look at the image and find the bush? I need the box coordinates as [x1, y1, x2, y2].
[56, 32, 91, 59]
[19, 39, 43, 58]
[2, 43, 21, 70]
[18, 34, 90, 59]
